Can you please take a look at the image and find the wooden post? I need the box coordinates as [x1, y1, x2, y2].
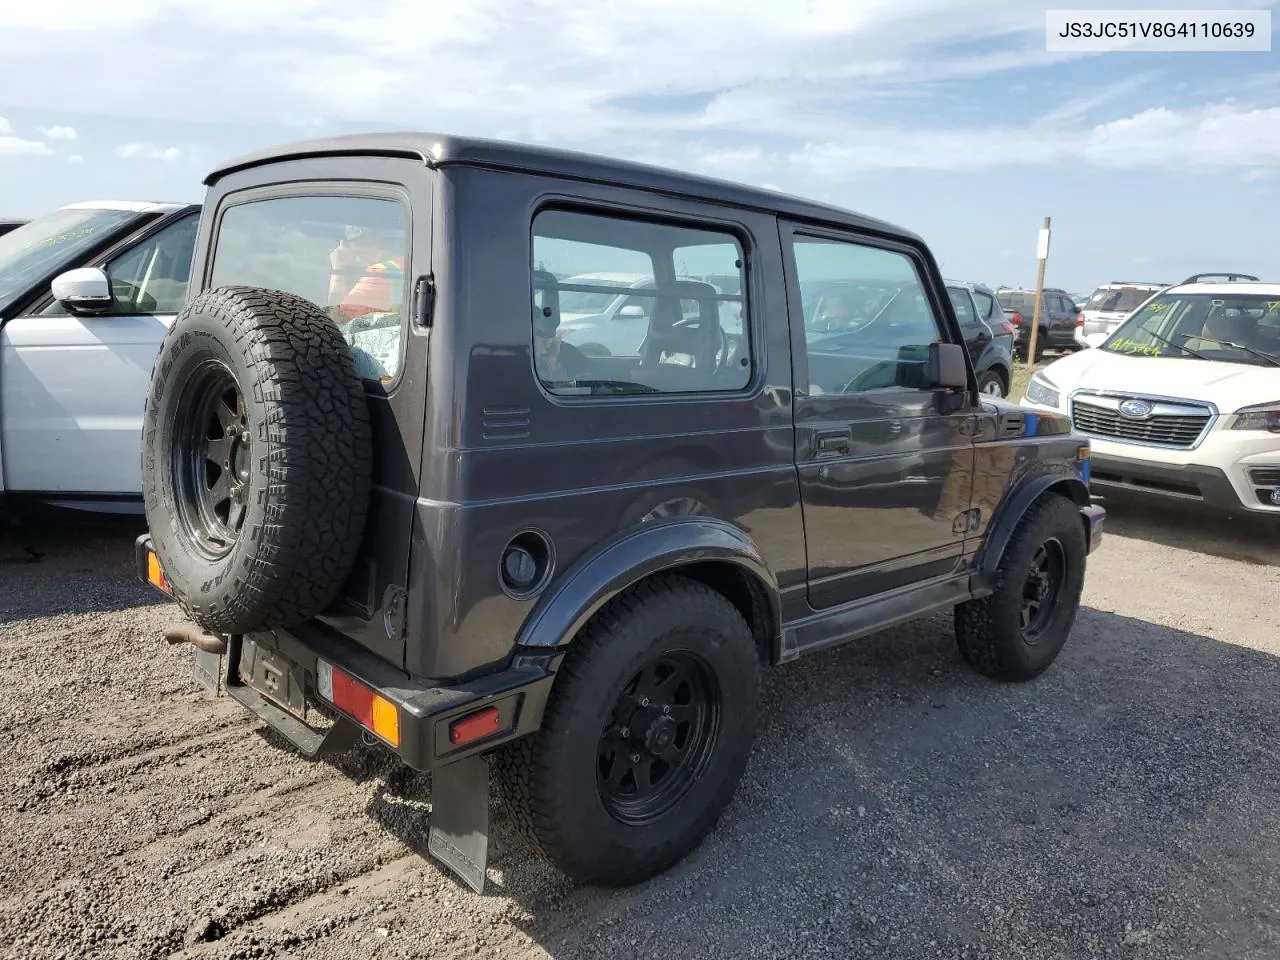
[1025, 216, 1051, 370]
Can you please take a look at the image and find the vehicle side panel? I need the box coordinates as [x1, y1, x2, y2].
[407, 165, 804, 681]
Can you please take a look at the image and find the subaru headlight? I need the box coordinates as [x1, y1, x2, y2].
[1024, 372, 1060, 408]
[1231, 402, 1280, 432]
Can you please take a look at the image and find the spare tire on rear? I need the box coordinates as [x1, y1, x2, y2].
[142, 286, 373, 634]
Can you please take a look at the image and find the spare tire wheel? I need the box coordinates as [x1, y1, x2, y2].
[142, 286, 373, 634]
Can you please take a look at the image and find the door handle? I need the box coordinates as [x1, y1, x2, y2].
[814, 428, 852, 458]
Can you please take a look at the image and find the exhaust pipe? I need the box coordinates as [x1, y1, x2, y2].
[163, 622, 227, 655]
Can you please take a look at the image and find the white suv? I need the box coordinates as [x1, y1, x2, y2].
[1021, 275, 1280, 515]
[1074, 280, 1169, 348]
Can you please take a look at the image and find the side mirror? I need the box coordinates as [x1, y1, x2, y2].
[51, 267, 112, 312]
[617, 304, 646, 319]
[926, 341, 968, 389]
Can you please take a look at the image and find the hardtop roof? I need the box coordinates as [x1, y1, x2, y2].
[205, 132, 921, 243]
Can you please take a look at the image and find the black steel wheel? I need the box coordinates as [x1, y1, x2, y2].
[495, 574, 760, 886]
[597, 652, 721, 825]
[171, 360, 250, 559]
[1019, 537, 1065, 642]
[955, 493, 1086, 681]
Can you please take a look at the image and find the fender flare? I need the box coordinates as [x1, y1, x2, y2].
[975, 473, 1090, 577]
[514, 517, 781, 652]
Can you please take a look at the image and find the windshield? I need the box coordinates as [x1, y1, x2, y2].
[1086, 286, 1158, 314]
[0, 207, 140, 313]
[1103, 293, 1280, 365]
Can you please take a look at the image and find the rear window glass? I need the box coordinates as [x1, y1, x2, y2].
[210, 195, 408, 383]
[996, 292, 1037, 314]
[1087, 287, 1157, 313]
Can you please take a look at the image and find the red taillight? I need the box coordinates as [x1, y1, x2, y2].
[450, 707, 501, 746]
[999, 321, 1015, 334]
[1009, 312, 1023, 326]
[316, 660, 401, 747]
[1076, 312, 1085, 327]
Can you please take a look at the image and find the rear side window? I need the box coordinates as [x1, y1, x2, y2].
[531, 209, 750, 396]
[210, 195, 409, 383]
[946, 286, 976, 325]
[972, 289, 995, 319]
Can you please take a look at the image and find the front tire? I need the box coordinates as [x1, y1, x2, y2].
[955, 493, 1086, 681]
[496, 575, 760, 886]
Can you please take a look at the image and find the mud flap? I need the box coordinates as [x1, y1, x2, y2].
[427, 754, 490, 894]
[192, 646, 223, 699]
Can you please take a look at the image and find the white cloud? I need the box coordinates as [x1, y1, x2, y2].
[773, 103, 1280, 178]
[116, 142, 181, 161]
[0, 115, 54, 156]
[67, 154, 84, 163]
[0, 0, 1276, 183]
[40, 125, 78, 140]
[0, 0, 1099, 131]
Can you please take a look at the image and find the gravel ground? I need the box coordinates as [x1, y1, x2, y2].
[1, 496, 1278, 960]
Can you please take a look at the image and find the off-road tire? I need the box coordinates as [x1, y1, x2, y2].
[494, 574, 760, 885]
[955, 492, 1085, 681]
[142, 286, 372, 634]
[977, 369, 1007, 397]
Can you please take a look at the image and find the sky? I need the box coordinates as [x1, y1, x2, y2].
[1, 0, 1277, 294]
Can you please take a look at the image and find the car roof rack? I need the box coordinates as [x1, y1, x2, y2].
[1180, 272, 1260, 284]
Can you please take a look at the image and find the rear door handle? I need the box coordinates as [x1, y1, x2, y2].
[814, 428, 852, 458]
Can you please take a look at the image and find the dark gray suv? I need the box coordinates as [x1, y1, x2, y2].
[137, 133, 1104, 892]
[996, 286, 1081, 358]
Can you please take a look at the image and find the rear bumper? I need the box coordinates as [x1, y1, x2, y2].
[136, 535, 560, 770]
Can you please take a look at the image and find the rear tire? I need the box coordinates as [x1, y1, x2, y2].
[977, 369, 1007, 397]
[955, 493, 1085, 681]
[495, 575, 760, 885]
[142, 286, 372, 634]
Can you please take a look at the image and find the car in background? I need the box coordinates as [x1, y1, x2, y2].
[995, 286, 1082, 359]
[1072, 294, 1089, 310]
[1074, 281, 1169, 348]
[555, 271, 742, 358]
[945, 280, 1015, 397]
[1020, 273, 1280, 516]
[0, 200, 201, 513]
[0, 219, 27, 239]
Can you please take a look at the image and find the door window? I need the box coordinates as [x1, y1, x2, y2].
[102, 213, 199, 315]
[210, 195, 409, 383]
[972, 289, 995, 320]
[792, 236, 945, 396]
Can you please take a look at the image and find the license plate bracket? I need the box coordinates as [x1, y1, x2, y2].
[238, 637, 309, 722]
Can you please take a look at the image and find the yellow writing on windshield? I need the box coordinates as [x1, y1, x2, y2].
[1146, 301, 1171, 313]
[1108, 337, 1162, 357]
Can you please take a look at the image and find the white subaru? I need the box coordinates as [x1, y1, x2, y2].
[1020, 276, 1280, 514]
